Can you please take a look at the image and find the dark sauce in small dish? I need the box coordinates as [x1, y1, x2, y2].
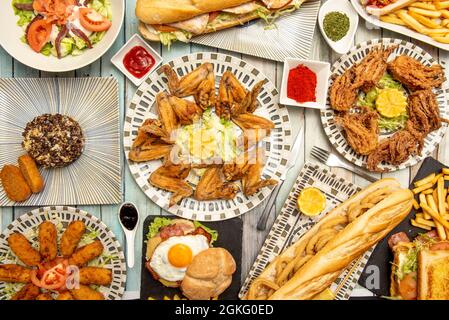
[120, 203, 138, 231]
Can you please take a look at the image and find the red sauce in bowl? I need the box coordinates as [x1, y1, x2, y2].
[123, 46, 155, 79]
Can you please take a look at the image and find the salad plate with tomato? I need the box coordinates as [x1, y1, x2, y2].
[0, 0, 124, 72]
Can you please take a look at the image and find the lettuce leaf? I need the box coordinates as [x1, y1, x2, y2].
[89, 31, 106, 45]
[12, 0, 35, 27]
[40, 43, 53, 56]
[147, 217, 173, 240]
[193, 221, 218, 245]
[90, 0, 112, 20]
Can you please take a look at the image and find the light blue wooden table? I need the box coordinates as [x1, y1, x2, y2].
[1, 0, 449, 298]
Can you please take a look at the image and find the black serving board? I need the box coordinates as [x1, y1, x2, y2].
[358, 157, 447, 297]
[140, 216, 243, 300]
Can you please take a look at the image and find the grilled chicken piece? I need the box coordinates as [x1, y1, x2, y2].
[336, 110, 379, 156]
[156, 92, 179, 134]
[216, 71, 247, 119]
[242, 150, 277, 196]
[161, 63, 216, 110]
[388, 55, 445, 91]
[232, 113, 275, 148]
[222, 152, 253, 181]
[168, 14, 209, 35]
[149, 161, 193, 207]
[194, 167, 239, 201]
[168, 95, 203, 125]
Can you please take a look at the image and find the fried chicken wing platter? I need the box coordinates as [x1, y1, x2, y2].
[129, 63, 278, 207]
[0, 215, 124, 300]
[328, 43, 448, 172]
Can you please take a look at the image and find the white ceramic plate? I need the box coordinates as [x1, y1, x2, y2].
[0, 0, 124, 72]
[0, 77, 122, 206]
[351, 0, 449, 52]
[0, 206, 127, 300]
[191, 0, 320, 62]
[319, 0, 359, 54]
[124, 52, 292, 221]
[320, 38, 449, 172]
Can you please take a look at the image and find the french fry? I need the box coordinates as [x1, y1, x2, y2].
[409, 11, 441, 28]
[444, 175, 449, 180]
[416, 217, 437, 227]
[411, 219, 433, 230]
[398, 11, 427, 33]
[443, 168, 449, 174]
[414, 173, 435, 187]
[413, 181, 434, 194]
[436, 1, 449, 10]
[422, 188, 434, 194]
[420, 193, 431, 219]
[380, 15, 407, 25]
[410, 2, 437, 10]
[415, 212, 425, 219]
[413, 198, 420, 210]
[409, 7, 442, 17]
[432, 36, 449, 43]
[440, 9, 449, 19]
[421, 202, 449, 230]
[432, 173, 444, 184]
[423, 197, 447, 239]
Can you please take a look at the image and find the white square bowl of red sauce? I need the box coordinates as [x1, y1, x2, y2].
[111, 34, 163, 87]
[280, 58, 331, 110]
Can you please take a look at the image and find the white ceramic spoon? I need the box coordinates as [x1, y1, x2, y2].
[118, 202, 140, 269]
[318, 0, 359, 54]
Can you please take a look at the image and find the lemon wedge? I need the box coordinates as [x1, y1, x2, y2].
[297, 187, 326, 217]
[375, 88, 407, 118]
[312, 288, 336, 300]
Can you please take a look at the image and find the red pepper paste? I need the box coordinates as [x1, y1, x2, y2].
[287, 64, 317, 103]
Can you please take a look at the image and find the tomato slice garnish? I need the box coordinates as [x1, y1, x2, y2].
[27, 18, 52, 53]
[208, 11, 220, 24]
[79, 8, 112, 32]
[152, 24, 179, 33]
[30, 259, 69, 291]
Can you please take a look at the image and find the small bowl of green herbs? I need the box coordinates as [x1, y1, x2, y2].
[318, 0, 359, 54]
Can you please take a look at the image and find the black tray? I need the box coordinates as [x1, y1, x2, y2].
[358, 157, 447, 297]
[140, 215, 243, 300]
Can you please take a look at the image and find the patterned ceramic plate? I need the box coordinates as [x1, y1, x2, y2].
[0, 77, 122, 206]
[191, 0, 320, 62]
[123, 52, 292, 221]
[240, 162, 371, 300]
[0, 206, 126, 300]
[320, 38, 449, 172]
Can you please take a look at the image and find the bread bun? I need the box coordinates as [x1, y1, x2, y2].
[181, 248, 236, 300]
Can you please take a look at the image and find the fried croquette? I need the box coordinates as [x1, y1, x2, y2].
[7, 233, 41, 266]
[38, 221, 57, 261]
[0, 165, 32, 202]
[36, 293, 53, 300]
[70, 284, 104, 300]
[79, 267, 112, 286]
[68, 240, 103, 267]
[60, 221, 86, 257]
[0, 264, 31, 283]
[18, 154, 44, 193]
[56, 291, 74, 300]
[11, 284, 40, 300]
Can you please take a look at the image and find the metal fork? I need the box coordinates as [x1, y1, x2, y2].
[310, 146, 377, 183]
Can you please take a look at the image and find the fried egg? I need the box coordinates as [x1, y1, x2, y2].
[150, 235, 209, 282]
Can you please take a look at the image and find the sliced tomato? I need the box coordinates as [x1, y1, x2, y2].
[208, 11, 220, 23]
[33, 0, 47, 13]
[398, 272, 417, 300]
[30, 259, 69, 291]
[27, 18, 52, 53]
[79, 8, 112, 32]
[152, 24, 179, 33]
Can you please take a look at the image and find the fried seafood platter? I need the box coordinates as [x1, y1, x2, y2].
[325, 40, 449, 172]
[127, 61, 283, 211]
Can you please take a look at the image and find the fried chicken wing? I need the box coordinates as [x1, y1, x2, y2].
[11, 284, 40, 300]
[222, 152, 252, 181]
[367, 130, 420, 172]
[232, 113, 275, 148]
[407, 89, 444, 134]
[68, 240, 104, 267]
[216, 71, 248, 119]
[161, 63, 216, 109]
[60, 221, 86, 258]
[194, 167, 239, 201]
[354, 46, 397, 92]
[239, 79, 267, 115]
[38, 221, 57, 261]
[0, 264, 31, 283]
[149, 161, 193, 207]
[7, 233, 41, 266]
[388, 55, 445, 91]
[79, 267, 112, 286]
[336, 110, 379, 155]
[329, 67, 359, 112]
[242, 150, 277, 196]
[70, 284, 104, 300]
[156, 92, 179, 134]
[168, 95, 203, 125]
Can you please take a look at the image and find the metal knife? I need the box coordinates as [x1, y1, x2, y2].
[257, 126, 304, 231]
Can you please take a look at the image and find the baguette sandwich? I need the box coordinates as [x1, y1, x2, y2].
[361, 0, 418, 16]
[245, 178, 414, 300]
[389, 230, 449, 300]
[136, 0, 306, 46]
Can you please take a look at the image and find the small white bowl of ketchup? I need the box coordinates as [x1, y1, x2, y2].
[111, 34, 163, 87]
